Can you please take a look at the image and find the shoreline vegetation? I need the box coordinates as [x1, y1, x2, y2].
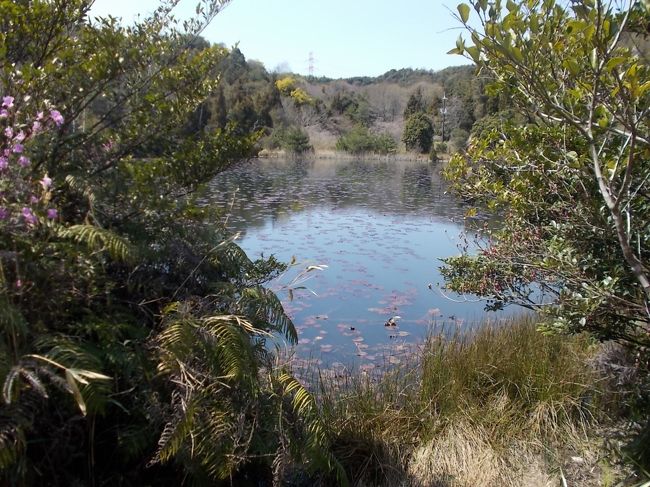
[284, 316, 641, 486]
[256, 148, 437, 162]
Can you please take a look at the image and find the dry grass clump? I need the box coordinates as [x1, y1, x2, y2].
[315, 316, 614, 486]
[407, 421, 554, 487]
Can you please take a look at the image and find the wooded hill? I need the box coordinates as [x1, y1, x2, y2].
[193, 46, 507, 156]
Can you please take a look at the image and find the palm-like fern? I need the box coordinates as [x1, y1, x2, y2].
[273, 371, 349, 486]
[57, 224, 133, 263]
[151, 304, 345, 484]
[152, 310, 267, 478]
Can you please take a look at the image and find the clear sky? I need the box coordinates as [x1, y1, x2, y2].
[89, 0, 471, 79]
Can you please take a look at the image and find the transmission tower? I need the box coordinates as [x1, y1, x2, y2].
[440, 92, 448, 141]
[307, 51, 316, 77]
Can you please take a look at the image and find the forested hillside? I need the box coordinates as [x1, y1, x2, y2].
[188, 46, 505, 156]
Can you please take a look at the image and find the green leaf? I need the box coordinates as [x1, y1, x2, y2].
[456, 34, 466, 54]
[605, 57, 626, 72]
[458, 3, 470, 23]
[466, 46, 481, 62]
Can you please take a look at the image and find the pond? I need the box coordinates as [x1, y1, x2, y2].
[206, 157, 507, 367]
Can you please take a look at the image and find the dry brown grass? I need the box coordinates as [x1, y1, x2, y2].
[408, 421, 555, 487]
[311, 317, 635, 486]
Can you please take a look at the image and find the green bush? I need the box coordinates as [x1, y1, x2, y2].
[429, 146, 439, 162]
[402, 113, 434, 153]
[434, 142, 448, 153]
[315, 317, 599, 486]
[336, 126, 396, 155]
[270, 126, 312, 153]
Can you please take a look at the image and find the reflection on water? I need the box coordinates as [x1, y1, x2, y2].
[205, 158, 504, 365]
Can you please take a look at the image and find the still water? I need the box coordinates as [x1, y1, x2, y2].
[207, 158, 504, 366]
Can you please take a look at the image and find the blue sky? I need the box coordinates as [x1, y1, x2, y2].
[89, 0, 471, 79]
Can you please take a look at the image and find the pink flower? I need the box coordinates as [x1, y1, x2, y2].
[18, 156, 30, 167]
[12, 144, 23, 154]
[2, 96, 14, 109]
[14, 131, 25, 142]
[32, 120, 42, 134]
[0, 156, 7, 170]
[50, 110, 64, 126]
[47, 208, 58, 219]
[40, 175, 52, 189]
[0, 109, 7, 118]
[4, 127, 13, 138]
[21, 207, 37, 225]
[36, 111, 44, 121]
[15, 279, 22, 288]
[30, 195, 39, 204]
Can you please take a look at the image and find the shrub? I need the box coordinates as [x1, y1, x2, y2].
[402, 113, 434, 153]
[336, 126, 397, 155]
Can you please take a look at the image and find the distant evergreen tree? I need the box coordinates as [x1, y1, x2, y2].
[403, 87, 426, 119]
[403, 113, 434, 153]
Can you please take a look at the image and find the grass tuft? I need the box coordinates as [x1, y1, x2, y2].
[313, 315, 610, 486]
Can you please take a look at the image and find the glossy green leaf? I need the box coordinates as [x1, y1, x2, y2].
[458, 3, 470, 23]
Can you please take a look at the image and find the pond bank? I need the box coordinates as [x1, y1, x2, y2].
[256, 148, 443, 162]
[286, 316, 639, 486]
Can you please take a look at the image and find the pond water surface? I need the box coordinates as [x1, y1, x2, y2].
[207, 158, 505, 367]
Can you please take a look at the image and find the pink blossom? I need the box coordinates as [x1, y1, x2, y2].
[0, 109, 7, 118]
[2, 96, 14, 108]
[50, 110, 64, 126]
[18, 156, 30, 167]
[47, 208, 58, 219]
[0, 156, 7, 170]
[12, 144, 23, 153]
[36, 111, 44, 120]
[32, 120, 42, 134]
[4, 127, 13, 138]
[40, 175, 52, 189]
[30, 195, 39, 204]
[14, 131, 25, 142]
[15, 279, 22, 288]
[21, 207, 37, 225]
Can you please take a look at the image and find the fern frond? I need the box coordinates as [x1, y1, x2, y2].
[238, 287, 298, 344]
[2, 366, 20, 404]
[275, 371, 349, 486]
[17, 352, 111, 416]
[209, 240, 254, 275]
[57, 224, 133, 262]
[198, 315, 260, 381]
[64, 174, 96, 207]
[159, 313, 266, 382]
[0, 413, 24, 471]
[153, 401, 197, 464]
[194, 409, 237, 479]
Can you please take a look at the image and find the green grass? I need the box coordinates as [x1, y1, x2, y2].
[311, 316, 608, 486]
